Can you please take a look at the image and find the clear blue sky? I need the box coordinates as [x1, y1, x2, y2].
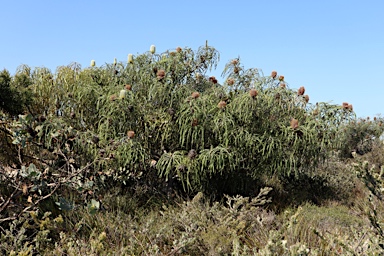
[1, 1, 383, 118]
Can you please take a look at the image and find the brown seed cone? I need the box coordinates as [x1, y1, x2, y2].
[280, 82, 286, 88]
[191, 119, 198, 126]
[191, 92, 200, 99]
[218, 100, 227, 109]
[209, 76, 218, 84]
[125, 84, 132, 90]
[127, 130, 135, 139]
[342, 102, 349, 109]
[279, 75, 284, 81]
[157, 69, 165, 80]
[38, 115, 46, 122]
[347, 104, 353, 111]
[231, 59, 238, 65]
[176, 47, 182, 53]
[249, 89, 258, 98]
[227, 78, 235, 86]
[110, 94, 117, 101]
[290, 118, 299, 129]
[304, 95, 309, 103]
[188, 149, 197, 159]
[271, 70, 277, 78]
[298, 86, 305, 96]
[234, 67, 239, 74]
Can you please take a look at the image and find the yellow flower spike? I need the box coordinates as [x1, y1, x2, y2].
[150, 44, 156, 54]
[90, 60, 96, 67]
[119, 89, 127, 99]
[127, 54, 133, 64]
[113, 58, 117, 65]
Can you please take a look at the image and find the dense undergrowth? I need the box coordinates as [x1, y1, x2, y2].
[1, 44, 384, 255]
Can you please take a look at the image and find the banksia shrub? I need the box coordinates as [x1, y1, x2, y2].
[127, 130, 135, 139]
[218, 100, 227, 109]
[191, 92, 200, 99]
[249, 89, 258, 98]
[290, 118, 299, 129]
[298, 86, 305, 96]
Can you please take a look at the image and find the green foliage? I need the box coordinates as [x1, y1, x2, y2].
[338, 116, 384, 158]
[2, 43, 384, 254]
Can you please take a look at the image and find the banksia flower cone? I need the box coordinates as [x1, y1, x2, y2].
[298, 86, 305, 96]
[280, 82, 286, 88]
[218, 100, 227, 109]
[119, 89, 127, 99]
[290, 118, 299, 129]
[127, 130, 135, 139]
[209, 76, 218, 84]
[342, 102, 349, 109]
[90, 60, 96, 67]
[249, 89, 258, 98]
[127, 54, 133, 64]
[191, 92, 200, 99]
[271, 70, 277, 78]
[188, 149, 197, 159]
[125, 84, 132, 91]
[304, 95, 309, 103]
[191, 119, 198, 126]
[150, 45, 156, 54]
[176, 47, 182, 53]
[110, 94, 117, 101]
[279, 75, 284, 81]
[157, 69, 165, 80]
[227, 78, 235, 86]
[347, 104, 353, 111]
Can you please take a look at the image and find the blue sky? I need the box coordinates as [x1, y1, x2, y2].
[1, 1, 383, 118]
